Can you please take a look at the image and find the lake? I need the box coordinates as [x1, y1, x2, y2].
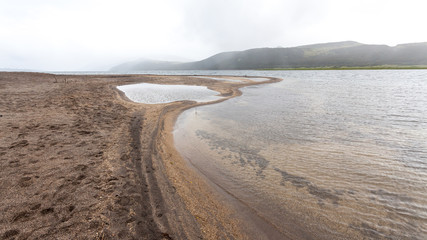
[174, 70, 427, 239]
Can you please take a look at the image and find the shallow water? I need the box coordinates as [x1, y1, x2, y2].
[195, 76, 244, 83]
[117, 83, 222, 104]
[174, 70, 427, 239]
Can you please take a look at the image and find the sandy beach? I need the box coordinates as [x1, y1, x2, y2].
[0, 72, 281, 239]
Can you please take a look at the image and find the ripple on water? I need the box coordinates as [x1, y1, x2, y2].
[174, 70, 427, 239]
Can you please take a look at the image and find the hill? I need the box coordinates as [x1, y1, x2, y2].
[111, 41, 427, 71]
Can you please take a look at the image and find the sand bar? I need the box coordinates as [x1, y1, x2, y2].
[0, 72, 281, 239]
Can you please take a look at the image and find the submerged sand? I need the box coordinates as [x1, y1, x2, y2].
[0, 72, 281, 239]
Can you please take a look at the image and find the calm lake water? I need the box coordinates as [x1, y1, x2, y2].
[174, 70, 427, 239]
[117, 83, 222, 104]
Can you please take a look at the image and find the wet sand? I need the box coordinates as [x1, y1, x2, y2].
[0, 72, 281, 239]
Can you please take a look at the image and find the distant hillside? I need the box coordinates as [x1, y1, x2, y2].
[111, 41, 427, 71]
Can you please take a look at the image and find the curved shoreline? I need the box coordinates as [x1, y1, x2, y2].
[0, 72, 282, 239]
[114, 75, 284, 239]
[150, 76, 285, 239]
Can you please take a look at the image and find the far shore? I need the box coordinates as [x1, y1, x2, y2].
[0, 72, 282, 239]
[258, 65, 427, 70]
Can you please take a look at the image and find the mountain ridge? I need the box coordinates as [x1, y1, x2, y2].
[111, 41, 427, 71]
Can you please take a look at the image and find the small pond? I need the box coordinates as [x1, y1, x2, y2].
[117, 83, 222, 104]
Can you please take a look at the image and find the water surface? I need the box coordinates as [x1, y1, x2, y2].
[174, 70, 427, 239]
[117, 83, 222, 104]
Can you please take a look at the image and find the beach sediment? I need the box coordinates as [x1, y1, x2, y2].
[0, 72, 280, 239]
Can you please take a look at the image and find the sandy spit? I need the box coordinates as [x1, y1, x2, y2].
[0, 72, 280, 239]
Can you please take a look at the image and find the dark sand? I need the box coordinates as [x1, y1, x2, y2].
[0, 72, 281, 239]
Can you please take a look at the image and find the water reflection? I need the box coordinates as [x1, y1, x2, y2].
[117, 83, 222, 104]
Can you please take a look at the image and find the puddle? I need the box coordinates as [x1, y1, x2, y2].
[117, 83, 222, 104]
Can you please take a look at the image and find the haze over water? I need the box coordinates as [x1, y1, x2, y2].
[174, 70, 427, 239]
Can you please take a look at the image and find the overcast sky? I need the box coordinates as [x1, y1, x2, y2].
[1, 0, 427, 71]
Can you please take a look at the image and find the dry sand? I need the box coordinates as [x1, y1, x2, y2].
[0, 72, 280, 239]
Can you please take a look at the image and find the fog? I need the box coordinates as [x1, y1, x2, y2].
[1, 0, 426, 71]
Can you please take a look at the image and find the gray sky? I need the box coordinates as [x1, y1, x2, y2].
[1, 0, 426, 71]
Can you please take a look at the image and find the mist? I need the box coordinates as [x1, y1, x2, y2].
[1, 0, 427, 71]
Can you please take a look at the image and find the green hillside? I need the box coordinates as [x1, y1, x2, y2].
[111, 41, 427, 71]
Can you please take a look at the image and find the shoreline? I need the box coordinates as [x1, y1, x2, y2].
[0, 72, 282, 239]
[259, 66, 427, 70]
[152, 76, 288, 239]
